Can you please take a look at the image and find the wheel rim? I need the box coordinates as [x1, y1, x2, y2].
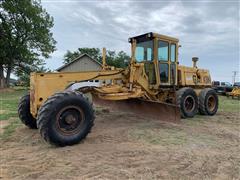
[56, 105, 84, 135]
[207, 95, 216, 112]
[184, 95, 195, 112]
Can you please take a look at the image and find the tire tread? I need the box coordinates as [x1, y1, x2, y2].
[18, 94, 37, 129]
[37, 91, 95, 146]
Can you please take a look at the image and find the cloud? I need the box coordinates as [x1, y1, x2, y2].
[70, 9, 102, 25]
[42, 0, 239, 82]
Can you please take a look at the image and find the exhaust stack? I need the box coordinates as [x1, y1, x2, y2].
[192, 57, 198, 68]
[102, 47, 106, 70]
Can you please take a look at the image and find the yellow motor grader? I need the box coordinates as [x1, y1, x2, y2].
[18, 32, 218, 146]
[227, 87, 240, 99]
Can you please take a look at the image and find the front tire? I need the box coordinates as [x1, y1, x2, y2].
[37, 91, 95, 146]
[177, 87, 198, 118]
[18, 94, 37, 129]
[199, 88, 218, 115]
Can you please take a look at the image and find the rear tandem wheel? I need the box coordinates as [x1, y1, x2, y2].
[177, 87, 199, 118]
[199, 88, 218, 115]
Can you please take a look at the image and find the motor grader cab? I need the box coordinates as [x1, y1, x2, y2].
[130, 33, 178, 87]
[18, 32, 218, 146]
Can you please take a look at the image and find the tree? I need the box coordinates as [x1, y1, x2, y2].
[0, 0, 56, 88]
[112, 51, 130, 68]
[63, 48, 101, 64]
[63, 50, 82, 64]
[63, 48, 130, 68]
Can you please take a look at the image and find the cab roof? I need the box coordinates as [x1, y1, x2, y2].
[128, 32, 179, 43]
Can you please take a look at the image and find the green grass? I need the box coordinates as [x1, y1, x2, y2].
[0, 89, 26, 138]
[0, 89, 26, 121]
[218, 96, 240, 112]
[0, 112, 18, 121]
[0, 119, 22, 139]
[0, 89, 27, 100]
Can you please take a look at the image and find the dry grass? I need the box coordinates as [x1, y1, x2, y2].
[0, 90, 239, 179]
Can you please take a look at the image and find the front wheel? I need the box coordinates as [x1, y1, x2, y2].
[37, 91, 95, 146]
[18, 94, 37, 129]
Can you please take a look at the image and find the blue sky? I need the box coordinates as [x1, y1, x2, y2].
[41, 0, 239, 83]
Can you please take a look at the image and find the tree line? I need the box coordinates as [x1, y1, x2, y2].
[63, 48, 130, 68]
[0, 0, 130, 88]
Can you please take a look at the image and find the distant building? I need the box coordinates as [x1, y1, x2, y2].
[56, 54, 102, 90]
[56, 53, 102, 72]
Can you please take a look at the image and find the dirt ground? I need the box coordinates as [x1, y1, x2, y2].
[0, 120, 10, 135]
[1, 105, 240, 179]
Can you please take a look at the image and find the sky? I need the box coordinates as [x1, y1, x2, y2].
[41, 0, 239, 83]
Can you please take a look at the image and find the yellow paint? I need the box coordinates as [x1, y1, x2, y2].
[30, 32, 212, 117]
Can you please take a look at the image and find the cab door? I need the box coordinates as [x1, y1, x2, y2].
[135, 39, 156, 85]
[158, 40, 177, 86]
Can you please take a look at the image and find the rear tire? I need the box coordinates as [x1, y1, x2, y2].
[177, 87, 198, 118]
[37, 91, 95, 146]
[199, 88, 218, 115]
[18, 94, 37, 129]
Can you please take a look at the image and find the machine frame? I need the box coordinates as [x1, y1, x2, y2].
[30, 32, 212, 118]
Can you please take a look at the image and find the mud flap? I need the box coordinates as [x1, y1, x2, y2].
[92, 95, 181, 122]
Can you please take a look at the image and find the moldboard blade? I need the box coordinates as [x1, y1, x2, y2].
[92, 95, 181, 122]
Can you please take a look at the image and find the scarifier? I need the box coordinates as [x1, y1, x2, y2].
[18, 32, 218, 146]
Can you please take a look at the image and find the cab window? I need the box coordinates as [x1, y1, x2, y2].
[135, 40, 153, 62]
[170, 44, 176, 62]
[158, 41, 169, 61]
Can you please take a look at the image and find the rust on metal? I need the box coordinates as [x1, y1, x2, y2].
[92, 94, 181, 122]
